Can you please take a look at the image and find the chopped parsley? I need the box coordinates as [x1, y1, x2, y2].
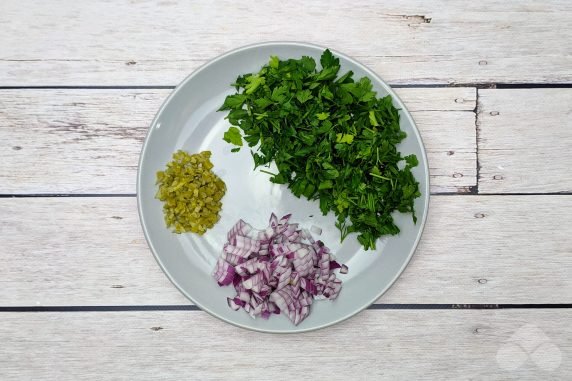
[219, 49, 420, 250]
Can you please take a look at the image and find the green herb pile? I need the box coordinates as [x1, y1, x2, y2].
[219, 49, 420, 250]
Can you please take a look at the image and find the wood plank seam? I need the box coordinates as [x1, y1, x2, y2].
[475, 88, 481, 194]
[1, 304, 572, 312]
[1, 83, 572, 91]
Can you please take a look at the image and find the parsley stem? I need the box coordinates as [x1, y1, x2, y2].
[364, 127, 377, 134]
[369, 172, 391, 181]
[259, 169, 278, 176]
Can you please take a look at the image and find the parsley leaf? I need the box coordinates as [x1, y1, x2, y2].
[320, 48, 340, 68]
[296, 89, 313, 104]
[219, 94, 247, 110]
[223, 126, 243, 147]
[245, 74, 265, 94]
[269, 55, 279, 69]
[369, 110, 379, 126]
[336, 133, 354, 144]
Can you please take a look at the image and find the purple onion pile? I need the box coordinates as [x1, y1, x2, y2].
[213, 213, 347, 325]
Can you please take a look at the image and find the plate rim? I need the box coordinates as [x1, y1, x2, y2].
[137, 41, 431, 333]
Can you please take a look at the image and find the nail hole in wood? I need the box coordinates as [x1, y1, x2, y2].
[490, 111, 499, 116]
[453, 173, 463, 178]
[126, 60, 137, 66]
[454, 98, 464, 103]
[12, 146, 22, 151]
[474, 213, 486, 219]
[477, 278, 488, 284]
[447, 150, 455, 156]
[473, 328, 481, 335]
[403, 15, 431, 24]
[479, 60, 488, 66]
[150, 327, 164, 331]
[493, 175, 503, 180]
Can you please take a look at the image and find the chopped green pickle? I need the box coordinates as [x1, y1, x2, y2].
[156, 150, 226, 234]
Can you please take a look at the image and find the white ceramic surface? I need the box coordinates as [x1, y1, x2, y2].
[137, 42, 430, 333]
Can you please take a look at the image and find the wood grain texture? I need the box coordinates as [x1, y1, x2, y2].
[478, 89, 572, 193]
[1, 0, 571, 85]
[1, 195, 571, 306]
[0, 88, 476, 194]
[0, 310, 570, 380]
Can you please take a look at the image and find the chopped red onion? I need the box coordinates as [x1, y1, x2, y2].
[212, 213, 348, 325]
[213, 258, 235, 286]
[310, 225, 322, 236]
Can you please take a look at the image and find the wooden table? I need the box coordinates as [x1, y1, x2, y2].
[1, 1, 571, 379]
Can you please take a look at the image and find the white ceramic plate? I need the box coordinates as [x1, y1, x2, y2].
[137, 42, 429, 333]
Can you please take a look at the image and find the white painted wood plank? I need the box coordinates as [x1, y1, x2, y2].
[478, 89, 572, 193]
[1, 195, 570, 306]
[396, 87, 476, 111]
[0, 88, 476, 194]
[0, 89, 160, 194]
[1, 1, 571, 85]
[0, 310, 570, 380]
